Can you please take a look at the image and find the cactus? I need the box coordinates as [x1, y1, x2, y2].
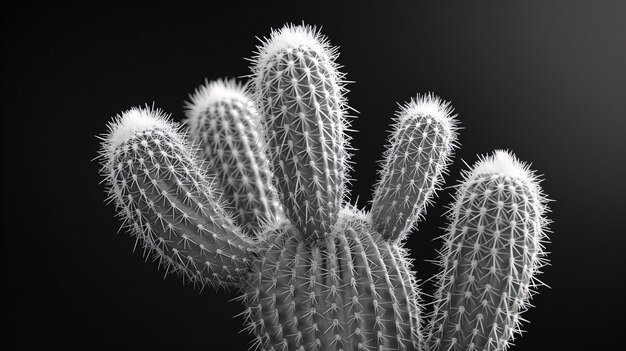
[98, 24, 550, 351]
[184, 78, 281, 237]
[100, 107, 256, 289]
[251, 25, 350, 241]
[371, 94, 459, 242]
[423, 151, 549, 351]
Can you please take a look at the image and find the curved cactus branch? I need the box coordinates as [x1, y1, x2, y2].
[100, 107, 256, 289]
[371, 94, 459, 242]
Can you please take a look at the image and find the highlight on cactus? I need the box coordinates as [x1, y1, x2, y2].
[98, 23, 551, 351]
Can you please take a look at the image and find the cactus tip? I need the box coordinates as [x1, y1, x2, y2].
[184, 78, 250, 132]
[104, 106, 174, 157]
[399, 93, 458, 134]
[470, 149, 536, 183]
[253, 23, 333, 70]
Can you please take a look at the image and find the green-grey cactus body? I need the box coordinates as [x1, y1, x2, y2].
[371, 95, 458, 242]
[185, 79, 281, 236]
[252, 25, 349, 240]
[100, 108, 255, 288]
[423, 151, 549, 351]
[243, 208, 421, 351]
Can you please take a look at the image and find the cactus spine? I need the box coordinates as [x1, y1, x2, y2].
[98, 23, 551, 351]
[185, 79, 281, 236]
[423, 151, 549, 351]
[100, 107, 255, 288]
[252, 25, 350, 240]
[371, 95, 458, 242]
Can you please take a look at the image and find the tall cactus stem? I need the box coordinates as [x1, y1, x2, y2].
[251, 24, 352, 240]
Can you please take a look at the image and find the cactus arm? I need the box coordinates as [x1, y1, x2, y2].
[184, 78, 282, 237]
[371, 94, 458, 242]
[423, 150, 550, 351]
[251, 24, 351, 240]
[100, 107, 256, 289]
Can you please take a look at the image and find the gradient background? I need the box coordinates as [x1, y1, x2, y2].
[2, 2, 625, 350]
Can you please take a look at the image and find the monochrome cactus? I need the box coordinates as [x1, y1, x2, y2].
[100, 107, 256, 289]
[251, 25, 350, 241]
[98, 24, 550, 351]
[185, 79, 281, 237]
[423, 151, 549, 351]
[371, 95, 459, 242]
[241, 206, 423, 351]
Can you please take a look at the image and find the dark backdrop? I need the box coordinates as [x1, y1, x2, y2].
[2, 2, 625, 350]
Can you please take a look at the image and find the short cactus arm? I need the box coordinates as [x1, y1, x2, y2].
[423, 150, 550, 351]
[371, 94, 458, 242]
[185, 78, 282, 237]
[100, 107, 256, 289]
[251, 25, 350, 240]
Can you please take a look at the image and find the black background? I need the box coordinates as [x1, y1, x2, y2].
[2, 2, 625, 350]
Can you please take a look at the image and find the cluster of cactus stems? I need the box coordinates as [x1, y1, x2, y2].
[99, 24, 550, 351]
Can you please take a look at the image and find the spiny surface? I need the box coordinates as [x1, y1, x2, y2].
[96, 23, 553, 351]
[186, 79, 281, 237]
[242, 208, 421, 351]
[252, 25, 351, 240]
[371, 94, 458, 242]
[101, 107, 255, 289]
[424, 151, 549, 351]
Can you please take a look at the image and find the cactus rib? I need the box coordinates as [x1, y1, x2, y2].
[371, 94, 459, 242]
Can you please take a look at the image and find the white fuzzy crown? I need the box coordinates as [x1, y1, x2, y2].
[184, 78, 251, 133]
[104, 107, 174, 157]
[470, 150, 536, 183]
[253, 24, 333, 70]
[399, 93, 458, 134]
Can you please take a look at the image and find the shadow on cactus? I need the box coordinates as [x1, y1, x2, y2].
[98, 24, 550, 351]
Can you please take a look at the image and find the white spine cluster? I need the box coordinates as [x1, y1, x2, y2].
[185, 78, 252, 134]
